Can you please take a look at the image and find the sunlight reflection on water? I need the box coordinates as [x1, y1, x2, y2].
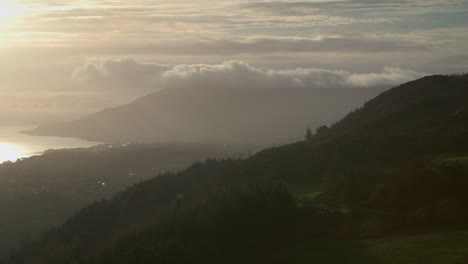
[0, 125, 101, 163]
[0, 143, 24, 163]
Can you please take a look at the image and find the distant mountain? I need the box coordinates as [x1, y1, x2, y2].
[24, 86, 385, 145]
[11, 75, 468, 264]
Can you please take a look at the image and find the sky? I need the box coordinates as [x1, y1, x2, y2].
[0, 0, 467, 123]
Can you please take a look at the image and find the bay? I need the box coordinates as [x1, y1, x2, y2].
[0, 125, 100, 163]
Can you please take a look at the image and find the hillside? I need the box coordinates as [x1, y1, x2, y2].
[0, 143, 242, 260]
[24, 86, 384, 145]
[9, 75, 468, 264]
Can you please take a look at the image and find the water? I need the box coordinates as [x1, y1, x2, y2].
[0, 125, 101, 163]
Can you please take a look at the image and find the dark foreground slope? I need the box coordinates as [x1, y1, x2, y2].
[0, 143, 242, 260]
[9, 75, 468, 264]
[24, 86, 383, 144]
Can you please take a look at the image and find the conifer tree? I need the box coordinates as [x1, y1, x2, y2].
[305, 127, 313, 140]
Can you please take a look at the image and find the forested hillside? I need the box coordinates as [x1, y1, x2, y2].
[0, 143, 242, 260]
[9, 75, 468, 264]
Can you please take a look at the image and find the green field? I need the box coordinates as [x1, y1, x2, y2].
[435, 156, 468, 167]
[283, 230, 468, 264]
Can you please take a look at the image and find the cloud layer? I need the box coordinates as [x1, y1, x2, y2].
[72, 58, 170, 89]
[73, 59, 427, 90]
[0, 0, 466, 123]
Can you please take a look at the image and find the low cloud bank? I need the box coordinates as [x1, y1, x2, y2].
[72, 58, 170, 90]
[73, 58, 427, 90]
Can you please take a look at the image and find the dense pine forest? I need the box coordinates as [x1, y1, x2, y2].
[6, 74, 468, 264]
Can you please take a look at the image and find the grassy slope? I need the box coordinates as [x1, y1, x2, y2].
[283, 230, 468, 264]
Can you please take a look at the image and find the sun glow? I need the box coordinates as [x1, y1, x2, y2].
[0, 143, 23, 163]
[0, 0, 17, 25]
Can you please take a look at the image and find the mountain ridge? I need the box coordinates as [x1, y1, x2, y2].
[24, 86, 386, 145]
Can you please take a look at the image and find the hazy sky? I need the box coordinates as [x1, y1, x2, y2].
[0, 0, 467, 123]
